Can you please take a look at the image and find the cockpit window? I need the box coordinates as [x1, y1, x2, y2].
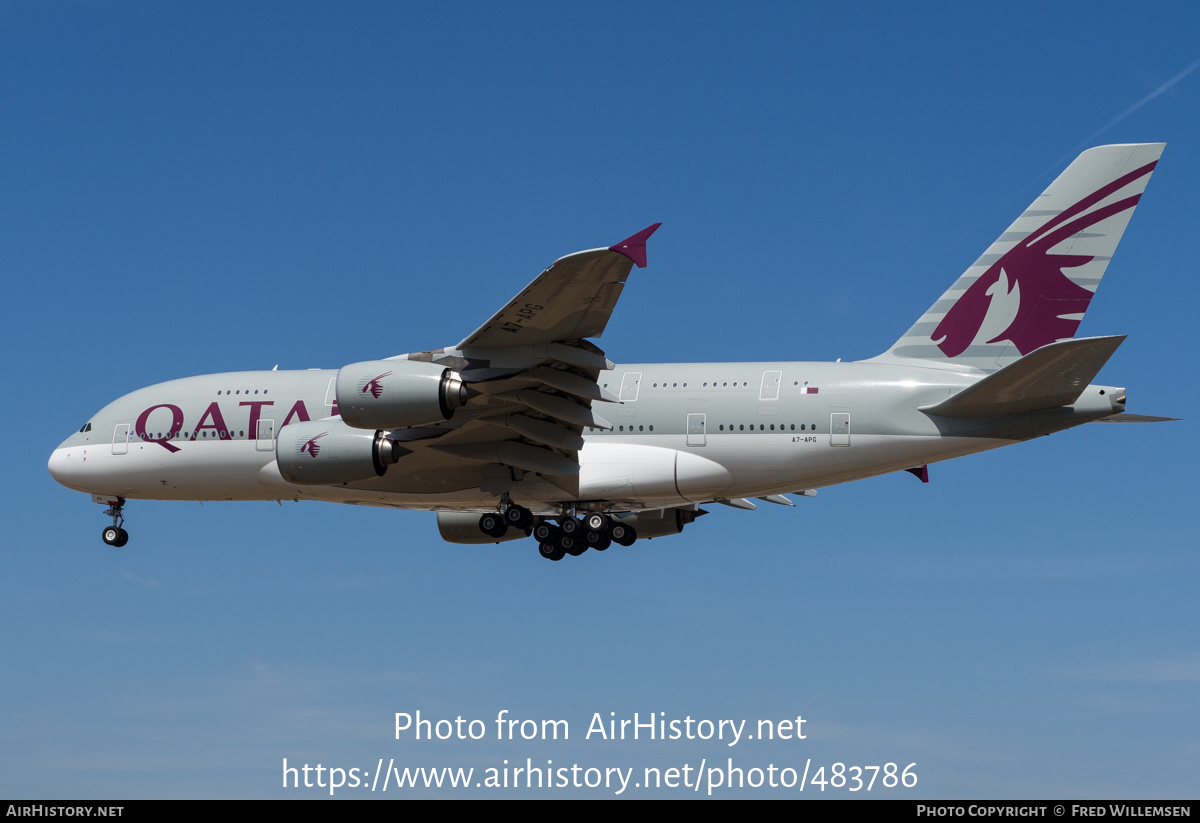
[78, 423, 92, 433]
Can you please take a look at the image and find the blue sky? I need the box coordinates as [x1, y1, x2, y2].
[4, 1, 1199, 798]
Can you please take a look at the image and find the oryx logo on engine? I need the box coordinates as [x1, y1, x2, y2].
[299, 432, 328, 458]
[360, 372, 392, 400]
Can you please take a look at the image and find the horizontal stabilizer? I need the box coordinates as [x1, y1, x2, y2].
[920, 335, 1125, 418]
[1091, 413, 1180, 423]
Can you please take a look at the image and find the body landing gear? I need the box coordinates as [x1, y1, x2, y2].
[535, 512, 638, 561]
[100, 497, 128, 547]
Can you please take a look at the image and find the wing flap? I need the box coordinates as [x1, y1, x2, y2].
[488, 414, 586, 451]
[511, 389, 613, 430]
[526, 365, 620, 403]
[430, 441, 580, 476]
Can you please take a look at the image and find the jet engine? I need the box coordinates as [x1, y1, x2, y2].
[615, 507, 706, 539]
[336, 360, 469, 430]
[436, 511, 531, 544]
[276, 419, 409, 485]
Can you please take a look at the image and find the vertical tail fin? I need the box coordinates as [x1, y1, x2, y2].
[872, 143, 1164, 372]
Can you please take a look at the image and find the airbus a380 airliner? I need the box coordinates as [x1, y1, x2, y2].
[49, 144, 1173, 560]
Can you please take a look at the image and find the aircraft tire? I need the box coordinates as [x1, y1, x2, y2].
[114, 528, 129, 547]
[103, 526, 120, 546]
[539, 542, 565, 561]
[504, 505, 533, 530]
[589, 534, 611, 552]
[478, 513, 508, 539]
[533, 522, 559, 543]
[559, 516, 584, 537]
[583, 512, 611, 534]
[560, 534, 586, 556]
[611, 524, 637, 546]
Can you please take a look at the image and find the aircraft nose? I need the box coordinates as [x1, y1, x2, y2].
[48, 446, 89, 491]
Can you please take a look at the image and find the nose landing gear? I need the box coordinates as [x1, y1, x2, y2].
[99, 497, 129, 547]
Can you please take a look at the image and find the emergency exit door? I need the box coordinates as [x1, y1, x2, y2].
[830, 412, 850, 446]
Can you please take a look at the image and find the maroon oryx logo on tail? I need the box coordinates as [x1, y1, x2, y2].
[932, 160, 1157, 358]
[361, 372, 392, 400]
[299, 432, 329, 458]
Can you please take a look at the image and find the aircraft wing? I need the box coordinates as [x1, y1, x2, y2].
[386, 225, 661, 500]
[458, 223, 661, 349]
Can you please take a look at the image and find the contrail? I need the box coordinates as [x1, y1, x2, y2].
[1039, 55, 1200, 178]
[903, 57, 1199, 277]
[1082, 55, 1200, 144]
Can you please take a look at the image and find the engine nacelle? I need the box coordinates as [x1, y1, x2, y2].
[436, 511, 530, 544]
[616, 507, 706, 539]
[336, 359, 468, 430]
[276, 419, 408, 485]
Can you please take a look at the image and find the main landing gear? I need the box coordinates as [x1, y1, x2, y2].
[100, 497, 129, 547]
[478, 499, 536, 539]
[535, 512, 637, 562]
[478, 500, 535, 540]
[479, 504, 640, 561]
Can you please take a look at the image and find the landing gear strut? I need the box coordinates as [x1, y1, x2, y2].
[101, 497, 129, 547]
